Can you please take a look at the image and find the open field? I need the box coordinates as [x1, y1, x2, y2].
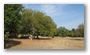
[5, 37, 84, 49]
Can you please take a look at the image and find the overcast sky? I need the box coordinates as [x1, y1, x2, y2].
[22, 4, 84, 30]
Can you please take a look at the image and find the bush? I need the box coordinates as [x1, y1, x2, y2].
[4, 32, 9, 40]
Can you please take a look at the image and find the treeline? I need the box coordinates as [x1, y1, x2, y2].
[4, 4, 84, 39]
[56, 23, 84, 38]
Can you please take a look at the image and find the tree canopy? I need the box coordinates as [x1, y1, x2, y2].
[4, 4, 23, 33]
[20, 9, 57, 38]
[56, 27, 70, 38]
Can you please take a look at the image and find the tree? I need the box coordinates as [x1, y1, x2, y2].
[20, 9, 35, 34]
[77, 23, 84, 37]
[70, 28, 76, 37]
[20, 9, 57, 38]
[4, 4, 23, 38]
[57, 27, 69, 38]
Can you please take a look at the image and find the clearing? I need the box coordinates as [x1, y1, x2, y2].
[5, 37, 84, 49]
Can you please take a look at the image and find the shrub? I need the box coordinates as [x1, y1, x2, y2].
[4, 32, 9, 40]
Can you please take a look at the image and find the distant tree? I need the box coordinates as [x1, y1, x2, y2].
[57, 27, 69, 38]
[71, 28, 76, 37]
[69, 23, 84, 37]
[77, 23, 84, 37]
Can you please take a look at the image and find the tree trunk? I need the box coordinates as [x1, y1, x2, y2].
[37, 35, 39, 39]
[52, 36, 54, 38]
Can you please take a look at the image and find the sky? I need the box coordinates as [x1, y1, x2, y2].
[22, 4, 84, 30]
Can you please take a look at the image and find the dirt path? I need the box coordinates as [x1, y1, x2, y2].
[9, 37, 84, 49]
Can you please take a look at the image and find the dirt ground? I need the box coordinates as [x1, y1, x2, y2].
[8, 37, 84, 49]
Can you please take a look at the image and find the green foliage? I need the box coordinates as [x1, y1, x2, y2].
[57, 27, 69, 37]
[56, 23, 84, 37]
[69, 23, 84, 37]
[4, 32, 10, 40]
[70, 28, 76, 37]
[4, 4, 23, 34]
[19, 9, 57, 38]
[77, 23, 84, 37]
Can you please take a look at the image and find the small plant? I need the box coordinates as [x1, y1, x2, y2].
[5, 32, 9, 40]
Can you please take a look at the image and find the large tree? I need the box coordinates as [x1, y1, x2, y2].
[20, 9, 57, 38]
[4, 4, 23, 34]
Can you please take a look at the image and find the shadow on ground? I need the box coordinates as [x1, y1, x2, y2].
[33, 38, 52, 40]
[4, 40, 21, 49]
[18, 37, 29, 39]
